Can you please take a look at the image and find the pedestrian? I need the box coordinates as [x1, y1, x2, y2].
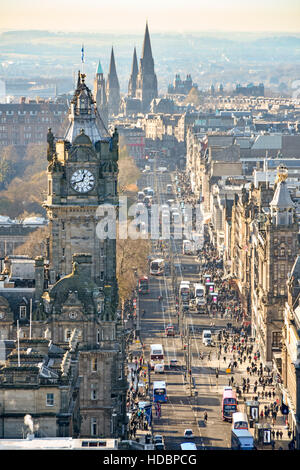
[276, 430, 279, 440]
[204, 411, 208, 423]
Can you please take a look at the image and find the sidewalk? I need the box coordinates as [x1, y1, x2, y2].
[199, 340, 292, 450]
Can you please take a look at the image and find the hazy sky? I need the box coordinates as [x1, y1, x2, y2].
[1, 0, 300, 33]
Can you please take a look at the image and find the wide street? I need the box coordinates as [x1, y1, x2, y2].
[135, 168, 239, 449]
[126, 166, 290, 451]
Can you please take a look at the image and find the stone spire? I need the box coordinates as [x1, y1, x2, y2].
[94, 60, 108, 130]
[106, 47, 120, 117]
[136, 22, 158, 113]
[128, 47, 138, 98]
[141, 21, 153, 67]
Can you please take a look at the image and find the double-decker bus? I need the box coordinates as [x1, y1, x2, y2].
[138, 276, 149, 294]
[222, 387, 238, 422]
[150, 258, 165, 275]
[153, 381, 167, 403]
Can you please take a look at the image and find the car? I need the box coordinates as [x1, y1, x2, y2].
[165, 324, 175, 337]
[154, 434, 164, 444]
[169, 358, 178, 368]
[154, 363, 164, 373]
[184, 429, 194, 439]
[155, 442, 165, 450]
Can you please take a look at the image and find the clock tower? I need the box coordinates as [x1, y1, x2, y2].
[44, 72, 118, 303]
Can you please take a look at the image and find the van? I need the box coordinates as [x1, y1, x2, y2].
[202, 330, 212, 346]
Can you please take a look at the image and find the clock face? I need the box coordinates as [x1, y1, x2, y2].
[70, 169, 95, 193]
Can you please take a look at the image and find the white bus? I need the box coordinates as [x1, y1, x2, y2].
[194, 283, 205, 300]
[150, 344, 164, 370]
[231, 429, 255, 450]
[232, 412, 249, 430]
[150, 258, 165, 275]
[179, 281, 190, 297]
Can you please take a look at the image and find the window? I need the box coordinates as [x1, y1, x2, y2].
[19, 306, 26, 319]
[91, 357, 98, 372]
[91, 383, 97, 400]
[100, 271, 104, 281]
[91, 418, 97, 436]
[46, 393, 54, 406]
[100, 247, 104, 257]
[96, 329, 100, 344]
[272, 331, 281, 348]
[65, 329, 72, 341]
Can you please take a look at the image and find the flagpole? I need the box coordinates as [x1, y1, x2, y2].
[29, 298, 32, 340]
[17, 320, 20, 367]
[81, 44, 85, 75]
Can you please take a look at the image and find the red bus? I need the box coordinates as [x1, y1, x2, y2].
[138, 276, 149, 294]
[222, 387, 238, 422]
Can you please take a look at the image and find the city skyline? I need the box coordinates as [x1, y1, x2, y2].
[1, 0, 300, 33]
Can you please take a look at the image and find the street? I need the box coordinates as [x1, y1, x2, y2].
[126, 168, 291, 451]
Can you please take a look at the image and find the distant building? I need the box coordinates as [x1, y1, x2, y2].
[234, 83, 264, 97]
[0, 80, 5, 104]
[0, 99, 68, 148]
[168, 74, 197, 95]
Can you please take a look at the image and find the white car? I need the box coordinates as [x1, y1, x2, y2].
[184, 429, 194, 439]
[154, 363, 164, 373]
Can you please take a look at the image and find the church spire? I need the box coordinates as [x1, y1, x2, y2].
[94, 60, 108, 130]
[135, 22, 158, 113]
[106, 47, 120, 117]
[128, 47, 138, 98]
[141, 21, 153, 62]
[108, 47, 119, 88]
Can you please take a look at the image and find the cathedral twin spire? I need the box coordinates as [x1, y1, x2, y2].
[93, 22, 157, 119]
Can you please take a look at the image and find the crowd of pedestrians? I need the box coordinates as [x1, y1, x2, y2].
[126, 351, 152, 440]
